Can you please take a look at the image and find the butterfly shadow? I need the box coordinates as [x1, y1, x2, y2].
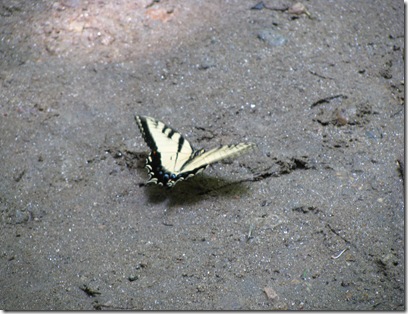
[126, 150, 252, 207]
[140, 173, 252, 207]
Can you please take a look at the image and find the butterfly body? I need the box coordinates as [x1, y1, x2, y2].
[135, 115, 255, 188]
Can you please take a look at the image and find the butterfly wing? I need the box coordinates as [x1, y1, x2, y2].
[135, 115, 197, 186]
[181, 143, 256, 172]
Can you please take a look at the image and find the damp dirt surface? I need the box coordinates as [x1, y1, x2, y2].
[0, 0, 404, 310]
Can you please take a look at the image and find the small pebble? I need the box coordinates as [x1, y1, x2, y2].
[257, 29, 287, 47]
[128, 275, 139, 282]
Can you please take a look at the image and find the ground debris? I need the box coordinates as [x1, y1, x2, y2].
[79, 284, 101, 297]
[264, 286, 279, 300]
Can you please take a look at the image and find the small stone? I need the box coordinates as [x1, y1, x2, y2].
[251, 1, 265, 10]
[15, 209, 29, 224]
[288, 2, 306, 15]
[196, 285, 205, 292]
[198, 56, 216, 70]
[257, 29, 287, 47]
[264, 286, 278, 300]
[128, 275, 139, 282]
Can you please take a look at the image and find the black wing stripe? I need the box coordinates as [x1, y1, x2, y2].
[161, 125, 176, 138]
[171, 132, 186, 169]
[135, 115, 158, 151]
[177, 134, 185, 153]
[167, 129, 175, 139]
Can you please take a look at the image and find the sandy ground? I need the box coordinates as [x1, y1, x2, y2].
[0, 0, 404, 310]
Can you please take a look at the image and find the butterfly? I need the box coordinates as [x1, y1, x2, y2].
[135, 115, 255, 188]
